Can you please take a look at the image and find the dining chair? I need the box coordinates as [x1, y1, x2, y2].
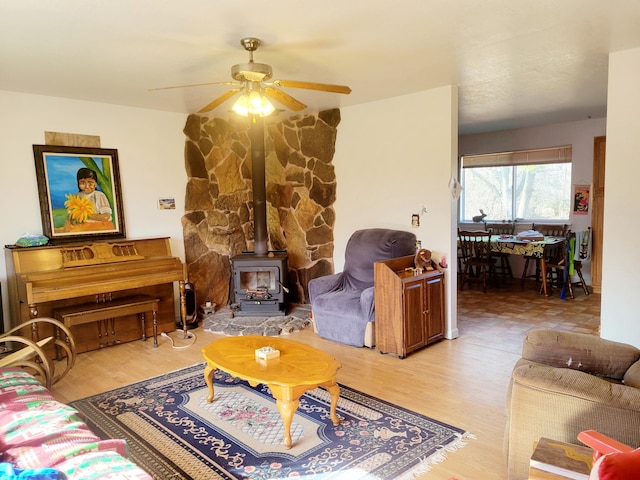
[521, 223, 568, 287]
[484, 222, 516, 282]
[539, 237, 574, 298]
[567, 231, 590, 296]
[458, 229, 496, 292]
[457, 241, 468, 285]
[560, 227, 590, 296]
[539, 230, 591, 298]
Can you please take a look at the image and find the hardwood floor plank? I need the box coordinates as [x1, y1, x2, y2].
[51, 281, 600, 480]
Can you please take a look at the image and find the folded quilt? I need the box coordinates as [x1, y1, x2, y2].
[0, 368, 151, 480]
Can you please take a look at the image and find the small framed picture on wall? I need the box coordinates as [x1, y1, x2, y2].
[573, 184, 590, 215]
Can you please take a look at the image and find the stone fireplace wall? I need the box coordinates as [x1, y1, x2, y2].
[181, 109, 340, 308]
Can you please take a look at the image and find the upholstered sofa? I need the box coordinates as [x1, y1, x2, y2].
[505, 329, 640, 480]
[309, 228, 416, 347]
[0, 367, 151, 479]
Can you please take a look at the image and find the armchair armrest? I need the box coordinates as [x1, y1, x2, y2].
[0, 336, 54, 364]
[578, 430, 640, 478]
[309, 273, 344, 302]
[360, 286, 375, 322]
[522, 329, 640, 380]
[506, 361, 640, 480]
[578, 430, 634, 458]
[513, 362, 640, 410]
[0, 335, 54, 387]
[0, 317, 76, 388]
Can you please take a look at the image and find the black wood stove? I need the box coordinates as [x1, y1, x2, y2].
[231, 251, 288, 316]
[230, 117, 288, 316]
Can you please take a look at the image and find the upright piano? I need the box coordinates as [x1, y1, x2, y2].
[4, 237, 186, 353]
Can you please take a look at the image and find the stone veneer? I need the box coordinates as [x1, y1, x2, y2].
[181, 109, 340, 308]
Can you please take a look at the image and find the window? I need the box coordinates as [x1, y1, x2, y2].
[460, 146, 572, 222]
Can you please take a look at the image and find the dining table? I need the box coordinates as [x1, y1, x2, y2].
[491, 234, 565, 296]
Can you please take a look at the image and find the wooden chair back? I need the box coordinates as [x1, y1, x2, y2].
[484, 223, 515, 281]
[458, 230, 496, 292]
[532, 223, 568, 237]
[458, 230, 493, 261]
[544, 239, 567, 264]
[484, 222, 516, 236]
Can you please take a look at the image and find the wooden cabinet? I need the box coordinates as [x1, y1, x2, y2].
[374, 255, 444, 358]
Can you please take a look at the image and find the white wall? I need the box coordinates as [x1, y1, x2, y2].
[4, 72, 634, 347]
[0, 91, 188, 330]
[0, 88, 461, 338]
[458, 118, 606, 226]
[334, 86, 460, 339]
[458, 117, 606, 284]
[600, 47, 640, 346]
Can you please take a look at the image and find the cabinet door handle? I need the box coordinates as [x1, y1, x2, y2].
[423, 309, 429, 314]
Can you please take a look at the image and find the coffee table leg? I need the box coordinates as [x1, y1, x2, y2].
[325, 383, 341, 426]
[276, 398, 299, 449]
[204, 365, 216, 403]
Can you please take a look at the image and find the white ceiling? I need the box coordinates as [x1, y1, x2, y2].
[2, 1, 640, 134]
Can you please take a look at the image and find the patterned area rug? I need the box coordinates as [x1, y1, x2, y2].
[70, 363, 473, 480]
[202, 305, 312, 336]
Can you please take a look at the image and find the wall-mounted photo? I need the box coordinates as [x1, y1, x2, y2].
[158, 197, 176, 210]
[573, 184, 591, 215]
[32, 145, 126, 243]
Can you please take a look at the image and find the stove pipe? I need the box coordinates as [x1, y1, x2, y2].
[249, 116, 268, 256]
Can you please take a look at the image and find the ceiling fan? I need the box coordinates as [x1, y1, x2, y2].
[151, 37, 352, 116]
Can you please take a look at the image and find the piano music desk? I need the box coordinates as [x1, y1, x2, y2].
[54, 295, 160, 348]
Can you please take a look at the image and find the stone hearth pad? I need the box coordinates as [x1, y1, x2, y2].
[202, 305, 312, 337]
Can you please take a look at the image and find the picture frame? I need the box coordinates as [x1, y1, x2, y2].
[573, 184, 591, 215]
[158, 197, 176, 210]
[32, 145, 126, 243]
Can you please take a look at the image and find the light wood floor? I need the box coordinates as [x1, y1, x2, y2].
[51, 281, 600, 480]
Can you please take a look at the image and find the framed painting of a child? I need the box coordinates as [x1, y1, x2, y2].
[32, 145, 126, 243]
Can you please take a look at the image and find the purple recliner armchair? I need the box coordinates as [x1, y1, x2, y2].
[309, 228, 417, 347]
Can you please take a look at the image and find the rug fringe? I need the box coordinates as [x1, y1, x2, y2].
[396, 432, 476, 480]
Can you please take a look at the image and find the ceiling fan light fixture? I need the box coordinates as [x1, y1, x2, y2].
[231, 62, 273, 82]
[154, 37, 351, 116]
[232, 89, 275, 117]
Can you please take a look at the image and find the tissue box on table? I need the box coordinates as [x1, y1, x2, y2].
[255, 346, 280, 361]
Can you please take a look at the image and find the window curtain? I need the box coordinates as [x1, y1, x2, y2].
[461, 145, 572, 168]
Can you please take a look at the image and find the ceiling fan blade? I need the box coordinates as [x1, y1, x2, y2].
[149, 81, 239, 92]
[198, 88, 242, 113]
[274, 79, 351, 95]
[263, 86, 307, 111]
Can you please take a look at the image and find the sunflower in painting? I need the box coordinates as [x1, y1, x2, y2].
[64, 193, 94, 224]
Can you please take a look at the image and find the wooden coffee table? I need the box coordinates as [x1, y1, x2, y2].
[202, 335, 342, 448]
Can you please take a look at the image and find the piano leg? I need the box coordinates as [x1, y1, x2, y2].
[140, 312, 147, 341]
[110, 318, 117, 345]
[28, 304, 39, 340]
[98, 320, 105, 348]
[152, 310, 158, 348]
